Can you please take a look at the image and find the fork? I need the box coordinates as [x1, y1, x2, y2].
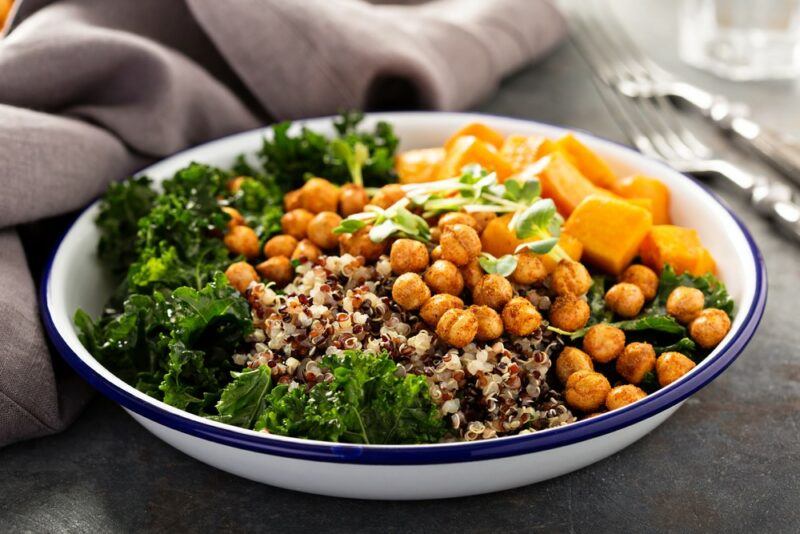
[566, 6, 800, 242]
[562, 0, 800, 187]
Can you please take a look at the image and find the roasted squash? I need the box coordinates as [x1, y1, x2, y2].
[480, 213, 582, 271]
[614, 175, 671, 225]
[500, 134, 547, 173]
[564, 195, 653, 275]
[444, 123, 505, 151]
[639, 225, 715, 275]
[395, 147, 446, 184]
[437, 135, 513, 181]
[539, 151, 614, 216]
[555, 134, 617, 189]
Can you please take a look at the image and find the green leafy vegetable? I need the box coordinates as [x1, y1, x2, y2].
[479, 253, 518, 277]
[647, 265, 734, 318]
[335, 200, 430, 243]
[213, 366, 272, 428]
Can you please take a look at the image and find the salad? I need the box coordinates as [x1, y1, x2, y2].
[75, 113, 734, 444]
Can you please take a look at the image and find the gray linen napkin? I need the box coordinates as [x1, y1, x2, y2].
[0, 0, 565, 446]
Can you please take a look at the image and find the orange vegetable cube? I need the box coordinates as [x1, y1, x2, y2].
[540, 151, 613, 216]
[626, 197, 654, 217]
[614, 175, 671, 225]
[395, 147, 445, 184]
[437, 136, 513, 181]
[564, 195, 653, 275]
[555, 134, 617, 189]
[540, 232, 584, 273]
[500, 134, 547, 173]
[480, 214, 582, 270]
[444, 123, 505, 151]
[639, 225, 715, 275]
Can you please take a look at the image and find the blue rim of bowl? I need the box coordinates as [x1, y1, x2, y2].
[40, 112, 768, 466]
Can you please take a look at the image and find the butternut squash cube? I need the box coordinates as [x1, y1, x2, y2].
[444, 123, 505, 151]
[437, 136, 513, 181]
[564, 195, 653, 275]
[555, 134, 617, 189]
[395, 147, 445, 184]
[540, 151, 614, 216]
[639, 225, 715, 275]
[480, 214, 582, 270]
[614, 175, 671, 225]
[500, 134, 547, 173]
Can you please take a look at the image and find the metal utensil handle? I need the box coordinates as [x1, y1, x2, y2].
[711, 160, 800, 242]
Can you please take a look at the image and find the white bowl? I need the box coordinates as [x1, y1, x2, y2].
[41, 112, 767, 500]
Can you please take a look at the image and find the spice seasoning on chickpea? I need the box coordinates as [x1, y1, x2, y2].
[224, 225, 260, 258]
[281, 208, 314, 240]
[501, 297, 542, 336]
[460, 258, 483, 290]
[549, 294, 590, 332]
[470, 211, 497, 234]
[656, 352, 696, 386]
[616, 342, 656, 384]
[605, 385, 646, 411]
[619, 264, 659, 300]
[438, 212, 477, 230]
[565, 370, 611, 412]
[666, 286, 705, 324]
[390, 239, 430, 274]
[420, 294, 464, 327]
[221, 206, 244, 231]
[307, 211, 342, 250]
[225, 261, 259, 293]
[550, 259, 593, 296]
[510, 252, 548, 285]
[291, 239, 322, 263]
[263, 234, 298, 259]
[605, 282, 645, 318]
[339, 183, 369, 216]
[255, 256, 294, 286]
[473, 274, 513, 310]
[338, 226, 387, 261]
[430, 245, 443, 262]
[436, 308, 478, 348]
[424, 260, 464, 296]
[469, 305, 504, 341]
[283, 189, 303, 211]
[371, 184, 405, 209]
[440, 224, 481, 266]
[300, 177, 339, 214]
[689, 308, 731, 349]
[392, 273, 431, 311]
[555, 347, 594, 384]
[582, 324, 626, 363]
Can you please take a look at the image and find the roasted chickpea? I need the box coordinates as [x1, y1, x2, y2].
[430, 226, 442, 244]
[224, 225, 260, 258]
[460, 258, 483, 290]
[430, 245, 443, 262]
[666, 286, 705, 324]
[510, 252, 548, 285]
[338, 226, 387, 261]
[501, 297, 542, 336]
[256, 256, 294, 286]
[307, 211, 342, 250]
[291, 239, 321, 263]
[339, 183, 369, 217]
[620, 264, 658, 300]
[549, 294, 590, 331]
[281, 208, 314, 240]
[225, 261, 259, 293]
[605, 282, 645, 318]
[438, 212, 477, 230]
[471, 211, 497, 234]
[550, 260, 592, 296]
[555, 346, 594, 384]
[424, 260, 464, 296]
[300, 177, 339, 214]
[605, 385, 647, 411]
[472, 274, 513, 310]
[263, 234, 298, 259]
[284, 189, 302, 211]
[390, 239, 430, 274]
[436, 308, 478, 348]
[656, 351, 696, 387]
[440, 224, 481, 266]
[616, 342, 656, 384]
[221, 206, 244, 231]
[469, 305, 504, 341]
[420, 294, 464, 327]
[392, 273, 431, 311]
[689, 308, 731, 349]
[565, 370, 611, 412]
[227, 176, 246, 193]
[582, 324, 625, 363]
[371, 184, 405, 209]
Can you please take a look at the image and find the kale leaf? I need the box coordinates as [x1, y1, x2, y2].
[213, 366, 272, 428]
[647, 265, 734, 318]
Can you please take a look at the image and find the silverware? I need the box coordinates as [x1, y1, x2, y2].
[561, 0, 800, 186]
[566, 4, 800, 242]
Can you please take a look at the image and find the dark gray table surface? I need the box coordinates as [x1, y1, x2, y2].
[2, 2, 799, 532]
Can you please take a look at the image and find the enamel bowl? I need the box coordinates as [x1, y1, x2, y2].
[41, 113, 766, 500]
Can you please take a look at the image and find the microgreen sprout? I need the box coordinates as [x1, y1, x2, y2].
[333, 197, 431, 243]
[330, 140, 369, 187]
[478, 253, 518, 277]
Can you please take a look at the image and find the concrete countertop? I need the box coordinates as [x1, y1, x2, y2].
[1, 1, 798, 531]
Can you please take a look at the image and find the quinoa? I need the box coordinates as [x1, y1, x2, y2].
[234, 254, 575, 442]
